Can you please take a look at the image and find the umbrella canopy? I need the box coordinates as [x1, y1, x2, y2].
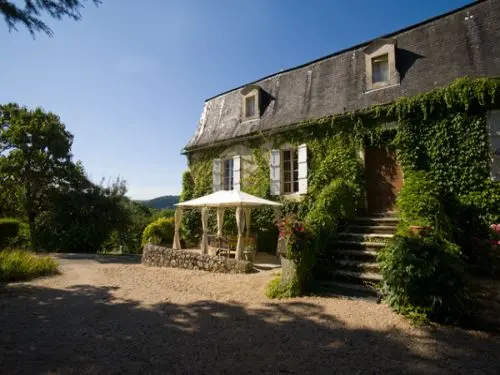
[175, 190, 282, 208]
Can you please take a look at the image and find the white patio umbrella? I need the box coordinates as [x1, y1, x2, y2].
[175, 190, 282, 259]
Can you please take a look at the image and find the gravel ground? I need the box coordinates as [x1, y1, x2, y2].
[0, 254, 499, 375]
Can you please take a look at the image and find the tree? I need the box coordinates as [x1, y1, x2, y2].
[0, 103, 78, 248]
[36, 177, 132, 253]
[0, 0, 101, 36]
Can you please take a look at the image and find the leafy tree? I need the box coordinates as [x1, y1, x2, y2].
[35, 177, 131, 253]
[0, 103, 79, 248]
[0, 177, 24, 218]
[0, 103, 149, 254]
[102, 198, 154, 254]
[0, 0, 101, 36]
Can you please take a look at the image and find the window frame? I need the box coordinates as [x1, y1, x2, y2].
[241, 86, 260, 121]
[244, 95, 257, 118]
[364, 39, 399, 92]
[222, 158, 234, 191]
[371, 54, 389, 85]
[281, 148, 299, 194]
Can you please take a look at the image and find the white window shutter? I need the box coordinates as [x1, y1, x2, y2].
[233, 155, 241, 191]
[298, 144, 308, 194]
[270, 149, 281, 196]
[488, 110, 500, 181]
[213, 158, 222, 192]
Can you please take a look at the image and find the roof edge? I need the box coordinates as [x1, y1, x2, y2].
[204, 0, 486, 102]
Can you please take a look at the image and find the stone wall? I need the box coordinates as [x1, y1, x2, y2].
[142, 244, 253, 274]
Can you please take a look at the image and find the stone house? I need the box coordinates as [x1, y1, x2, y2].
[183, 0, 500, 215]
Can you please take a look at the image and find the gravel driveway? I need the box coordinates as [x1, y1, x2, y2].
[1, 254, 499, 374]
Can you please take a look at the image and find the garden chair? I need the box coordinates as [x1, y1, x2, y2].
[215, 235, 234, 257]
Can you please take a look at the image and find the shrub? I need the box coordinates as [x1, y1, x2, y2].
[378, 235, 468, 324]
[305, 178, 359, 235]
[396, 170, 448, 230]
[467, 224, 500, 276]
[141, 217, 175, 247]
[0, 218, 30, 250]
[0, 250, 59, 282]
[265, 274, 298, 299]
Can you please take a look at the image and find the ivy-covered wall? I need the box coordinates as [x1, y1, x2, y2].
[182, 77, 500, 260]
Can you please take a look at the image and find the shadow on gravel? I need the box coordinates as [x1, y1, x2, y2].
[1, 284, 499, 374]
[52, 253, 142, 264]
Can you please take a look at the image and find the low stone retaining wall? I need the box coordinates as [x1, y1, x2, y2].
[142, 244, 253, 274]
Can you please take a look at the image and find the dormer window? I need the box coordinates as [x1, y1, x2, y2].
[245, 95, 256, 118]
[241, 85, 260, 121]
[372, 54, 389, 84]
[364, 39, 399, 91]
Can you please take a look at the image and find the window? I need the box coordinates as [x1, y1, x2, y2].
[372, 54, 389, 84]
[241, 85, 260, 121]
[245, 95, 256, 118]
[364, 39, 399, 91]
[282, 149, 299, 194]
[223, 158, 234, 190]
[270, 145, 307, 196]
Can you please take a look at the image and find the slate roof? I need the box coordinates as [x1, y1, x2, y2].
[185, 0, 500, 152]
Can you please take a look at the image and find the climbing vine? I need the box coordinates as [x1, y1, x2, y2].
[181, 77, 500, 295]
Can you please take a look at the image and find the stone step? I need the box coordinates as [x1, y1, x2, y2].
[337, 249, 379, 261]
[332, 240, 386, 250]
[334, 269, 383, 284]
[335, 259, 380, 272]
[351, 217, 400, 226]
[365, 211, 398, 218]
[338, 232, 394, 242]
[346, 225, 397, 234]
[314, 280, 379, 301]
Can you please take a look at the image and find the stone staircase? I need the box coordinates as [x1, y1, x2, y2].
[316, 214, 399, 300]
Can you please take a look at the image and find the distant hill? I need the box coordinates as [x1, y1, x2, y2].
[139, 195, 180, 210]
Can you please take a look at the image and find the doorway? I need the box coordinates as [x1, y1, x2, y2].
[364, 147, 403, 214]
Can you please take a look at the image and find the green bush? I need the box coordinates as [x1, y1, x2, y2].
[0, 250, 59, 282]
[265, 274, 298, 299]
[396, 171, 448, 229]
[0, 218, 30, 250]
[305, 178, 359, 235]
[378, 235, 468, 324]
[142, 217, 176, 247]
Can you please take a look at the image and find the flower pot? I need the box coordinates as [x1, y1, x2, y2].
[409, 225, 432, 237]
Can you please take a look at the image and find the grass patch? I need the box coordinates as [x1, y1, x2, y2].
[265, 273, 299, 299]
[0, 250, 59, 282]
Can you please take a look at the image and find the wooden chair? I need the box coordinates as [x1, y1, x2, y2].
[215, 236, 233, 257]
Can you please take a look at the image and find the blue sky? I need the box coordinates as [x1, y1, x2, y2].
[0, 0, 471, 199]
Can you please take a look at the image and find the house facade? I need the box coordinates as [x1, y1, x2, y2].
[183, 0, 500, 215]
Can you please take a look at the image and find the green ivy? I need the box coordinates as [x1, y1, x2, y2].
[378, 235, 468, 324]
[181, 77, 500, 298]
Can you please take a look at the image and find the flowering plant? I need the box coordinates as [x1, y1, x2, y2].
[278, 215, 304, 240]
[277, 214, 310, 259]
[490, 223, 500, 236]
